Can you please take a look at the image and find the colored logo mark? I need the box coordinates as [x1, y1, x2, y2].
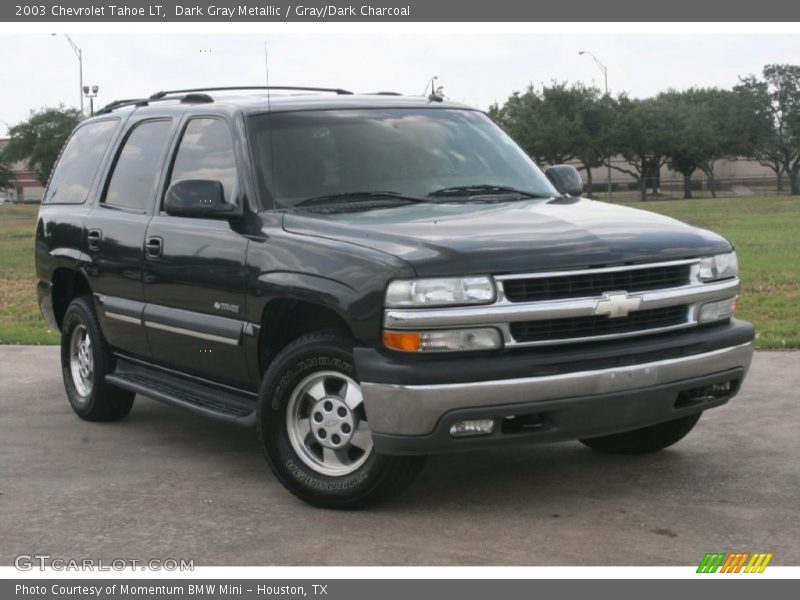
[697, 552, 773, 573]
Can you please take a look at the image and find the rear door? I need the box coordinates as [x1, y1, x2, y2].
[85, 117, 176, 357]
[142, 116, 251, 386]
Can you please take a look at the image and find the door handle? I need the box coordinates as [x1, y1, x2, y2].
[87, 229, 102, 251]
[145, 236, 163, 259]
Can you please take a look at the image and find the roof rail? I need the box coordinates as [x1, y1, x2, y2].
[95, 93, 213, 115]
[95, 98, 149, 114]
[149, 86, 353, 99]
[95, 86, 353, 116]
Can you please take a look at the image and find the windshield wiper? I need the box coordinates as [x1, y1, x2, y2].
[428, 184, 551, 200]
[296, 191, 429, 207]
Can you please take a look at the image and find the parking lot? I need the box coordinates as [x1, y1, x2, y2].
[1, 346, 798, 566]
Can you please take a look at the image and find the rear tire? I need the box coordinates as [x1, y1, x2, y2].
[257, 332, 426, 509]
[579, 413, 702, 455]
[60, 295, 135, 421]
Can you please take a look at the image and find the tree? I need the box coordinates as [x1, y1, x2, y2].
[735, 64, 800, 195]
[489, 82, 615, 197]
[0, 156, 12, 196]
[658, 91, 712, 198]
[490, 82, 582, 166]
[572, 87, 615, 198]
[660, 88, 751, 199]
[2, 106, 82, 187]
[609, 95, 675, 201]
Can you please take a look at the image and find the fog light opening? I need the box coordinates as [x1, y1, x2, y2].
[501, 412, 547, 434]
[449, 419, 496, 437]
[698, 297, 738, 323]
[675, 379, 740, 408]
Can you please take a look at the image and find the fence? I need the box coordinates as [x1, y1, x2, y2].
[583, 175, 792, 202]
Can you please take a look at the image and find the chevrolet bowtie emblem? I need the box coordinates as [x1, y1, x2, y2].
[594, 291, 643, 318]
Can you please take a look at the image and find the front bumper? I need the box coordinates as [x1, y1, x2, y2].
[355, 320, 755, 454]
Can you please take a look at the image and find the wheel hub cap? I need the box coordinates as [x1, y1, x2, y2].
[310, 396, 356, 449]
[286, 370, 374, 477]
[69, 324, 94, 398]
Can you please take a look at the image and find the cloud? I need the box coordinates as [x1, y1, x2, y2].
[1, 33, 799, 135]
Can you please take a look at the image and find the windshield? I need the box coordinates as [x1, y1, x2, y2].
[247, 108, 557, 209]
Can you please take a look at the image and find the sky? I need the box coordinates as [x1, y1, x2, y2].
[2, 32, 799, 136]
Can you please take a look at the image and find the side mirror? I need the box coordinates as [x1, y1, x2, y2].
[545, 165, 584, 197]
[164, 180, 240, 219]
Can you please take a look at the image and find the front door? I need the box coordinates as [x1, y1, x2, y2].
[143, 116, 251, 387]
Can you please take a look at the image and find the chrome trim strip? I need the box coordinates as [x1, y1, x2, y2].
[494, 258, 699, 281]
[384, 278, 739, 330]
[144, 321, 241, 346]
[495, 319, 695, 348]
[105, 311, 142, 325]
[361, 342, 754, 436]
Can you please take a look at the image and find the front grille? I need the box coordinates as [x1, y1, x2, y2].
[502, 264, 692, 303]
[510, 305, 689, 343]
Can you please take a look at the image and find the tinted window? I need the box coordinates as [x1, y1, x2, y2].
[248, 109, 557, 208]
[168, 118, 238, 204]
[104, 120, 173, 211]
[44, 119, 119, 204]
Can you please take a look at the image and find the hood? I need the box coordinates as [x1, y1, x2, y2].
[282, 197, 732, 276]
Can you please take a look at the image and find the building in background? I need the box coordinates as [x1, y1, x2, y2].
[0, 138, 45, 203]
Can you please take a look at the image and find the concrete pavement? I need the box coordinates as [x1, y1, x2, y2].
[1, 346, 797, 566]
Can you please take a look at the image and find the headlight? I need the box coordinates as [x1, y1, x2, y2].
[698, 252, 738, 282]
[385, 276, 496, 307]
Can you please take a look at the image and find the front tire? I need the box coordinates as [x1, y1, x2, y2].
[60, 296, 135, 421]
[257, 332, 426, 509]
[579, 413, 702, 455]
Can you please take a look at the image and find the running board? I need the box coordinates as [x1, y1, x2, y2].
[106, 359, 256, 427]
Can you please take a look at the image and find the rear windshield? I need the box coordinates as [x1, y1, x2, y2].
[247, 108, 556, 209]
[44, 118, 119, 205]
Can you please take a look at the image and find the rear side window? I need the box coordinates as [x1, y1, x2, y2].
[103, 119, 173, 212]
[168, 118, 238, 204]
[44, 119, 119, 204]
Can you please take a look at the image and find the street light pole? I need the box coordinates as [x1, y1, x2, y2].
[579, 50, 612, 202]
[52, 34, 84, 115]
[83, 85, 99, 117]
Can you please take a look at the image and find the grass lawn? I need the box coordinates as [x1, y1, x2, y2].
[1, 197, 798, 348]
[0, 204, 59, 344]
[617, 196, 800, 349]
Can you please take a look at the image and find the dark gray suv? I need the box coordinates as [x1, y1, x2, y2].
[36, 86, 754, 508]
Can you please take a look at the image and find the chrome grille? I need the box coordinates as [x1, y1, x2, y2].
[383, 258, 740, 348]
[509, 305, 689, 343]
[502, 264, 692, 303]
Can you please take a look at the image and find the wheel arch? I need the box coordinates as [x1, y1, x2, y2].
[51, 267, 93, 331]
[257, 296, 356, 374]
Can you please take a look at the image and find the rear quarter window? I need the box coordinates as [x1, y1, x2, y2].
[43, 118, 120, 205]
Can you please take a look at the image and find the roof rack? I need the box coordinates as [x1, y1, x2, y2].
[95, 93, 213, 115]
[149, 86, 353, 99]
[95, 86, 355, 115]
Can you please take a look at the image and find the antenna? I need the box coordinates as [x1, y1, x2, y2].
[264, 40, 275, 211]
[264, 41, 271, 113]
[421, 75, 438, 96]
[264, 41, 269, 86]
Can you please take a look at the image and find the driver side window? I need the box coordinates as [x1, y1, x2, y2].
[167, 117, 239, 207]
